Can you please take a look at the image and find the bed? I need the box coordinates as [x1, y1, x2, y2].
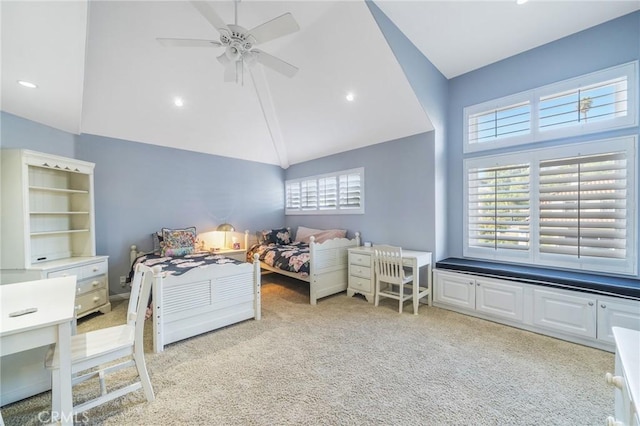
[248, 227, 360, 305]
[130, 228, 260, 353]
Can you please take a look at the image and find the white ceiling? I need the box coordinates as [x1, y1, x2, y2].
[2, 1, 639, 168]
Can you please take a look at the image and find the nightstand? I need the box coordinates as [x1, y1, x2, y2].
[347, 247, 375, 302]
[214, 248, 248, 262]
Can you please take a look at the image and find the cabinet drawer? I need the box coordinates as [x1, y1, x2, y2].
[75, 289, 108, 315]
[76, 275, 107, 296]
[350, 276, 372, 292]
[350, 253, 371, 267]
[350, 265, 371, 279]
[48, 260, 107, 280]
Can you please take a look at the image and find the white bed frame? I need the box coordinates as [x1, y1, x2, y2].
[258, 231, 361, 305]
[130, 239, 260, 353]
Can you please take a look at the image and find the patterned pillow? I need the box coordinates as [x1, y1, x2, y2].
[161, 227, 196, 257]
[260, 228, 291, 245]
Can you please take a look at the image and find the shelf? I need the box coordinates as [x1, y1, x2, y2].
[29, 186, 89, 194]
[31, 229, 90, 236]
[30, 211, 90, 215]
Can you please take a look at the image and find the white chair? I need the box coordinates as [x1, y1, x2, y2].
[374, 245, 429, 314]
[45, 263, 155, 417]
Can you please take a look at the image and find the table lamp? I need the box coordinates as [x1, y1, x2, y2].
[217, 223, 235, 248]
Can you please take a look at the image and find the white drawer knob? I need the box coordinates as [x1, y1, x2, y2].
[605, 372, 624, 389]
[606, 416, 623, 426]
[92, 280, 99, 287]
[75, 305, 82, 311]
[93, 296, 100, 303]
[77, 288, 81, 294]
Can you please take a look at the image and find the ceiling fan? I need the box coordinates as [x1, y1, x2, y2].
[158, 0, 300, 83]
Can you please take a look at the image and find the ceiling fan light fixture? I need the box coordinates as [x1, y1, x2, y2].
[173, 97, 184, 107]
[346, 92, 355, 102]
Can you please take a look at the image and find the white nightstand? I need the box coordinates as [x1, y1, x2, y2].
[347, 247, 375, 302]
[213, 248, 248, 262]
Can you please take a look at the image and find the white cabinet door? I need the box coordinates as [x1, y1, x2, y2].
[533, 288, 597, 338]
[475, 277, 524, 322]
[434, 270, 475, 310]
[597, 297, 640, 344]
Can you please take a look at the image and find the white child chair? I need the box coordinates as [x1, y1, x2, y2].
[374, 245, 429, 314]
[45, 263, 156, 417]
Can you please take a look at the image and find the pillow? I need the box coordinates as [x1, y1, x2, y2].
[295, 226, 323, 243]
[296, 226, 346, 244]
[161, 227, 196, 257]
[259, 228, 291, 245]
[152, 231, 163, 255]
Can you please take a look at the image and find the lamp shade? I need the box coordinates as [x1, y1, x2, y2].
[216, 223, 235, 232]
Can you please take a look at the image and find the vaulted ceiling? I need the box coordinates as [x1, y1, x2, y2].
[2, 1, 638, 168]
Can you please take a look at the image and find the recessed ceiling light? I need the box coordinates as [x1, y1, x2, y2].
[345, 92, 355, 102]
[516, 0, 529, 4]
[17, 80, 37, 89]
[174, 97, 184, 107]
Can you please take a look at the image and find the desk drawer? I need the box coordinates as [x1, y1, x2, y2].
[75, 289, 108, 316]
[48, 260, 108, 280]
[350, 265, 371, 279]
[76, 275, 107, 296]
[350, 276, 372, 293]
[350, 253, 371, 267]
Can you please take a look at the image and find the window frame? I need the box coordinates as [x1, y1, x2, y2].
[463, 136, 637, 276]
[464, 61, 638, 153]
[285, 167, 365, 215]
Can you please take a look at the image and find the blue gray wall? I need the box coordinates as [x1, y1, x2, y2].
[367, 1, 449, 260]
[285, 132, 434, 250]
[446, 11, 640, 278]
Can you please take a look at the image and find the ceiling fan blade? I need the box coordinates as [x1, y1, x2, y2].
[157, 38, 222, 48]
[252, 49, 298, 78]
[190, 1, 230, 34]
[249, 13, 300, 45]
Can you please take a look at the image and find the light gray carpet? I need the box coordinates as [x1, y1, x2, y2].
[2, 273, 614, 425]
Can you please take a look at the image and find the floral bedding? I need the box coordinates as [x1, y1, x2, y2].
[130, 251, 242, 279]
[248, 242, 311, 276]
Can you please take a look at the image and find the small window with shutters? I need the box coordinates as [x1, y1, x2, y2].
[285, 168, 364, 215]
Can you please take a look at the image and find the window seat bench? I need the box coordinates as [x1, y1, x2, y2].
[433, 258, 640, 351]
[436, 257, 640, 300]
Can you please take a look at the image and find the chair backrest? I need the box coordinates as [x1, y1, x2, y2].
[374, 245, 404, 284]
[128, 263, 154, 333]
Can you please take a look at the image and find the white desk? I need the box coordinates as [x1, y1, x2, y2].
[347, 246, 432, 312]
[1, 276, 77, 425]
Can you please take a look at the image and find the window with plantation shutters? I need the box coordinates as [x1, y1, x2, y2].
[538, 152, 628, 261]
[285, 181, 300, 210]
[318, 176, 337, 209]
[285, 168, 364, 215]
[464, 61, 637, 153]
[467, 164, 530, 252]
[464, 137, 636, 275]
[339, 172, 362, 210]
[300, 180, 317, 210]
